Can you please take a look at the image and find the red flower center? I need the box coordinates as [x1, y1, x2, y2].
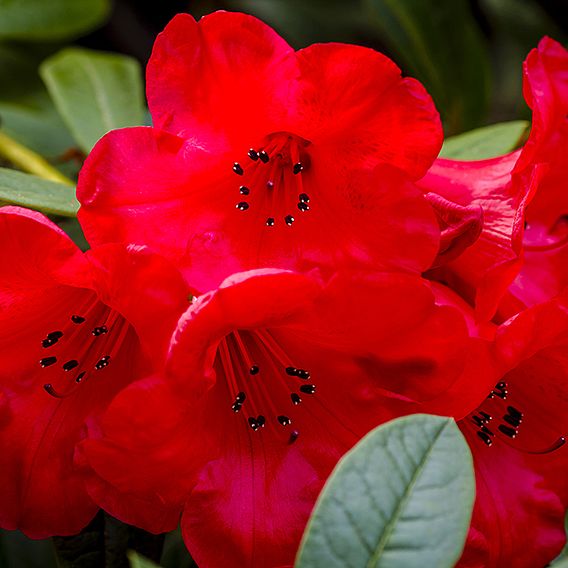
[38, 293, 130, 398]
[215, 329, 316, 443]
[466, 379, 566, 454]
[231, 132, 312, 227]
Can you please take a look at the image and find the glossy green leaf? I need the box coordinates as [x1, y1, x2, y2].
[0, 44, 76, 162]
[40, 48, 145, 153]
[0, 167, 78, 216]
[129, 551, 163, 568]
[0, 0, 110, 41]
[365, 0, 491, 134]
[295, 414, 474, 568]
[440, 120, 529, 160]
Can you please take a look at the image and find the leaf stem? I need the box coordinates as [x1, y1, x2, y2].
[0, 131, 74, 186]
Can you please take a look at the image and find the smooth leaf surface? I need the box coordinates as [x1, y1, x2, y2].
[129, 551, 163, 568]
[366, 0, 490, 134]
[440, 120, 529, 160]
[0, 0, 109, 41]
[295, 414, 475, 568]
[0, 167, 78, 217]
[40, 48, 145, 153]
[0, 45, 76, 161]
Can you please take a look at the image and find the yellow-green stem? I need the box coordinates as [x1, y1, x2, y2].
[0, 131, 74, 186]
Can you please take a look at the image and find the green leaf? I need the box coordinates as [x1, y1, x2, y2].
[0, 44, 76, 162]
[128, 551, 163, 568]
[295, 414, 475, 568]
[0, 0, 110, 41]
[40, 48, 145, 153]
[440, 120, 530, 160]
[365, 0, 491, 134]
[0, 167, 78, 216]
[0, 530, 57, 568]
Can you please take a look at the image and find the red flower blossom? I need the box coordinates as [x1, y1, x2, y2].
[80, 268, 495, 568]
[0, 207, 187, 538]
[77, 11, 442, 293]
[419, 37, 568, 321]
[456, 292, 568, 567]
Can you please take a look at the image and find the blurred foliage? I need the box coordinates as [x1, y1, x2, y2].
[0, 0, 566, 567]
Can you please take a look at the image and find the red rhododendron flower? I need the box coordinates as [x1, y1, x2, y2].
[455, 291, 568, 567]
[419, 37, 568, 321]
[77, 11, 443, 292]
[80, 268, 496, 568]
[0, 206, 187, 537]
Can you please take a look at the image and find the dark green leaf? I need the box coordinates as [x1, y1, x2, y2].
[295, 414, 475, 568]
[0, 167, 78, 216]
[41, 48, 145, 153]
[0, 530, 57, 568]
[0, 0, 110, 41]
[0, 44, 76, 163]
[365, 0, 491, 134]
[54, 513, 165, 568]
[440, 120, 529, 160]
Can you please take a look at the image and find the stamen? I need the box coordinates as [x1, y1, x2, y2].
[278, 415, 292, 426]
[259, 150, 269, 163]
[293, 162, 303, 175]
[477, 431, 493, 446]
[239, 186, 250, 195]
[42, 331, 63, 348]
[299, 384, 316, 394]
[71, 315, 85, 324]
[297, 202, 310, 212]
[62, 360, 79, 372]
[40, 357, 57, 368]
[285, 215, 295, 226]
[232, 162, 244, 175]
[291, 393, 302, 405]
[249, 365, 260, 375]
[498, 425, 517, 438]
[248, 149, 259, 161]
[94, 356, 110, 370]
[266, 217, 275, 227]
[92, 326, 108, 337]
[236, 202, 249, 211]
[289, 430, 299, 444]
[299, 193, 310, 203]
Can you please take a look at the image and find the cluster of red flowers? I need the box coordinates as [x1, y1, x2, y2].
[0, 12, 567, 568]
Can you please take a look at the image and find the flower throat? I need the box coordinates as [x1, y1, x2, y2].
[231, 132, 312, 228]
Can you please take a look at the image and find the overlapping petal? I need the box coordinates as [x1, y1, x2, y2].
[82, 268, 493, 567]
[78, 11, 443, 292]
[0, 207, 187, 537]
[420, 37, 568, 321]
[457, 291, 568, 567]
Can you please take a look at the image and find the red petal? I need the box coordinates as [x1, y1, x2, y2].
[0, 208, 182, 536]
[147, 12, 297, 149]
[79, 127, 440, 291]
[458, 431, 567, 568]
[296, 43, 442, 179]
[419, 152, 528, 321]
[84, 244, 188, 365]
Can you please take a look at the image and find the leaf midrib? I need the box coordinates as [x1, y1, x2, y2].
[366, 421, 449, 568]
